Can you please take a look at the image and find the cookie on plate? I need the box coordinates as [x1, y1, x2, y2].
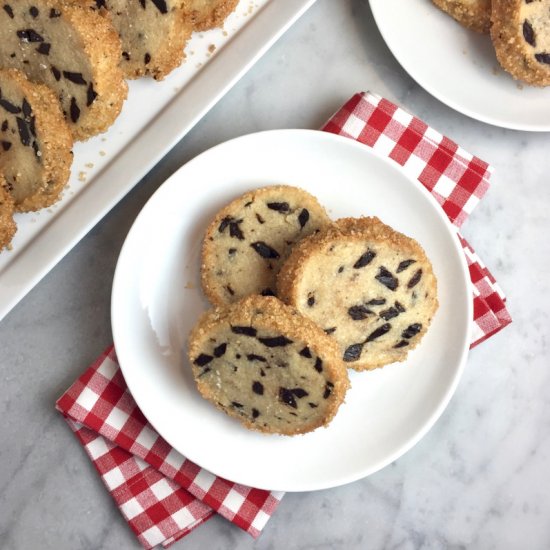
[0, 0, 127, 140]
[188, 295, 349, 435]
[491, 0, 550, 86]
[0, 176, 17, 251]
[201, 185, 331, 306]
[432, 0, 491, 34]
[182, 0, 239, 30]
[94, 0, 192, 80]
[0, 68, 73, 212]
[277, 217, 439, 371]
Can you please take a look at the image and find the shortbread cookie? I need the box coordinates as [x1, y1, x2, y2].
[0, 177, 17, 251]
[201, 185, 331, 306]
[432, 0, 491, 34]
[182, 0, 239, 30]
[277, 217, 439, 371]
[0, 69, 73, 212]
[491, 0, 550, 86]
[0, 0, 127, 140]
[94, 0, 192, 80]
[188, 295, 349, 435]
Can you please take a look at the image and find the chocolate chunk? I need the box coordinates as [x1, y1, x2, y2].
[213, 343, 227, 357]
[1, 120, 8, 131]
[366, 323, 391, 342]
[523, 20, 535, 46]
[3, 5, 14, 18]
[63, 71, 87, 85]
[139, 0, 146, 7]
[323, 382, 333, 399]
[225, 284, 235, 296]
[252, 408, 260, 419]
[49, 8, 61, 17]
[0, 99, 21, 114]
[298, 208, 309, 228]
[16, 117, 30, 146]
[535, 52, 550, 64]
[267, 201, 290, 212]
[291, 388, 308, 398]
[255, 213, 265, 224]
[324, 327, 336, 335]
[396, 259, 416, 273]
[375, 266, 398, 291]
[122, 51, 130, 61]
[393, 340, 409, 349]
[229, 220, 244, 240]
[258, 335, 293, 347]
[69, 98, 80, 123]
[17, 29, 44, 42]
[299, 346, 312, 358]
[252, 381, 264, 395]
[51, 66, 61, 81]
[402, 323, 422, 339]
[348, 305, 374, 320]
[228, 248, 237, 255]
[198, 367, 211, 377]
[343, 342, 364, 362]
[86, 83, 98, 107]
[144, 52, 151, 65]
[231, 401, 243, 408]
[314, 358, 323, 373]
[250, 241, 280, 259]
[353, 249, 376, 269]
[36, 42, 50, 57]
[231, 325, 257, 337]
[395, 301, 406, 312]
[29, 7, 39, 18]
[32, 140, 39, 158]
[367, 298, 386, 306]
[260, 288, 275, 297]
[1, 141, 11, 151]
[194, 353, 214, 367]
[338, 266, 344, 273]
[309, 402, 318, 408]
[279, 388, 297, 409]
[407, 269, 422, 289]
[21, 98, 31, 119]
[307, 295, 315, 307]
[379, 306, 401, 321]
[150, 0, 168, 13]
[247, 353, 266, 362]
[218, 216, 231, 233]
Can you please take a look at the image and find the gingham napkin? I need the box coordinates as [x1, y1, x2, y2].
[56, 92, 511, 549]
[322, 92, 511, 346]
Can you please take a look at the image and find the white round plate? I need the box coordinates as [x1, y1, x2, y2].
[111, 129, 472, 492]
[369, 0, 550, 131]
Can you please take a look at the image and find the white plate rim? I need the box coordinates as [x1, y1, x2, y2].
[111, 129, 473, 492]
[369, 0, 550, 132]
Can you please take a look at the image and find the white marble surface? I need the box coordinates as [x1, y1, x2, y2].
[1, 0, 549, 548]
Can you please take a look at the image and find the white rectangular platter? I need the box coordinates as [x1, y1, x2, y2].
[0, 0, 318, 322]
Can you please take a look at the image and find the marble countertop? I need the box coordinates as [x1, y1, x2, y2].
[1, 0, 549, 548]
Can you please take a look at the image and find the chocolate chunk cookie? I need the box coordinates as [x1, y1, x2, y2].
[0, 0, 127, 140]
[0, 68, 73, 212]
[492, 0, 550, 86]
[277, 217, 439, 371]
[201, 185, 331, 306]
[182, 0, 239, 30]
[188, 295, 349, 435]
[0, 176, 16, 251]
[432, 0, 491, 33]
[94, 0, 192, 80]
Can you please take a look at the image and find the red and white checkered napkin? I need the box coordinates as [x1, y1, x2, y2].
[56, 92, 512, 549]
[322, 92, 511, 346]
[56, 347, 283, 549]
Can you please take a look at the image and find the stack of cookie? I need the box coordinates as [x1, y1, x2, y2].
[0, 0, 239, 251]
[189, 185, 439, 435]
[432, 0, 550, 86]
